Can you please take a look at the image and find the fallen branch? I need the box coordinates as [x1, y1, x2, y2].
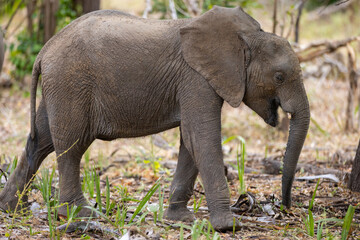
[262, 159, 345, 180]
[296, 36, 360, 62]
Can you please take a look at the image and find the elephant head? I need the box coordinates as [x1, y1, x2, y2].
[180, 6, 310, 208]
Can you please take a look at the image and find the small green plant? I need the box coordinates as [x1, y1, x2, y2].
[84, 149, 91, 167]
[129, 178, 161, 224]
[37, 167, 58, 238]
[157, 186, 165, 222]
[341, 204, 356, 240]
[105, 176, 116, 216]
[64, 204, 82, 233]
[82, 167, 97, 197]
[237, 136, 246, 194]
[222, 135, 246, 194]
[115, 204, 128, 229]
[193, 195, 204, 214]
[190, 219, 220, 240]
[147, 203, 160, 224]
[144, 138, 162, 176]
[179, 223, 184, 240]
[302, 179, 320, 237]
[94, 170, 102, 213]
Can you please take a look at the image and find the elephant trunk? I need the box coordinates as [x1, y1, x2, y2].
[281, 92, 310, 208]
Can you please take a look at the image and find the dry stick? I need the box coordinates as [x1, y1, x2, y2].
[296, 36, 360, 62]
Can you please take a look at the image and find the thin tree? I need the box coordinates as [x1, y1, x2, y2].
[43, 0, 59, 43]
[81, 0, 100, 14]
[349, 139, 360, 192]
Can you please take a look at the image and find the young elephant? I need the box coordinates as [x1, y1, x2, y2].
[0, 7, 310, 231]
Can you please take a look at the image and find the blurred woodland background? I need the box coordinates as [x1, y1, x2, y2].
[0, 0, 360, 239]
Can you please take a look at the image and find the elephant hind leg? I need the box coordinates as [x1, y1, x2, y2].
[0, 100, 54, 212]
[50, 120, 95, 217]
[55, 139, 94, 218]
[164, 136, 198, 222]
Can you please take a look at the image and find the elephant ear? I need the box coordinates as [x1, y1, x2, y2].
[180, 6, 261, 107]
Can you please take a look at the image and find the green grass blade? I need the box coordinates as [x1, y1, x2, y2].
[236, 136, 246, 194]
[309, 179, 320, 211]
[95, 169, 102, 213]
[179, 224, 184, 240]
[317, 221, 324, 240]
[10, 156, 18, 175]
[341, 205, 355, 240]
[310, 117, 329, 136]
[106, 176, 110, 216]
[308, 209, 314, 236]
[222, 135, 238, 145]
[84, 205, 117, 228]
[129, 178, 161, 224]
[158, 187, 164, 222]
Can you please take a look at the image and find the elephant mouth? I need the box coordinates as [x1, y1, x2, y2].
[265, 97, 280, 127]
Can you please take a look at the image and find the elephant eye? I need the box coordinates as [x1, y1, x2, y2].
[274, 72, 284, 84]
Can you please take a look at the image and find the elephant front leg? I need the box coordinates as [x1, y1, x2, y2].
[180, 117, 240, 231]
[164, 136, 198, 222]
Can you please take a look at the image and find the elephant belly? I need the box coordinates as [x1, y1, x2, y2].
[96, 121, 180, 140]
[94, 98, 181, 140]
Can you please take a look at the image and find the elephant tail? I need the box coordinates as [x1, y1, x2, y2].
[30, 58, 41, 140]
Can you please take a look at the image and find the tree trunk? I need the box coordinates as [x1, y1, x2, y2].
[294, 0, 306, 43]
[348, 139, 360, 192]
[26, 0, 37, 36]
[272, 0, 278, 34]
[344, 44, 358, 132]
[43, 0, 59, 43]
[81, 0, 100, 14]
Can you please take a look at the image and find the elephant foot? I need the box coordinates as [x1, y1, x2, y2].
[210, 212, 241, 232]
[164, 205, 195, 222]
[58, 195, 95, 219]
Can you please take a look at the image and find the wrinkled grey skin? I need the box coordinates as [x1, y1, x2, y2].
[0, 7, 310, 231]
[0, 31, 4, 73]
